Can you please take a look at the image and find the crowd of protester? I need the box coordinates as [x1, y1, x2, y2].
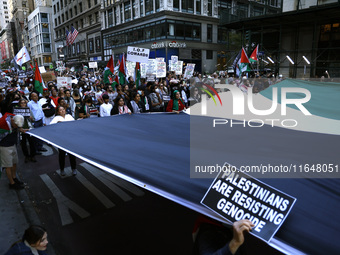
[1, 68, 283, 254]
[0, 68, 286, 189]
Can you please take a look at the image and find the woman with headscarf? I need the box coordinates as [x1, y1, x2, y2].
[166, 90, 186, 113]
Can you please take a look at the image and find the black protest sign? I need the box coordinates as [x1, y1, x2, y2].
[13, 107, 31, 117]
[0, 81, 8, 87]
[201, 163, 296, 242]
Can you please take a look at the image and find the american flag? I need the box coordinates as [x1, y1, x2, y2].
[66, 27, 78, 46]
[66, 29, 71, 46]
[69, 26, 79, 45]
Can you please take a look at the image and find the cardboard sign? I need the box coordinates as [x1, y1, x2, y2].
[89, 62, 98, 69]
[175, 61, 183, 75]
[184, 63, 195, 79]
[13, 107, 30, 117]
[57, 77, 72, 89]
[127, 46, 150, 63]
[126, 61, 136, 79]
[156, 62, 166, 78]
[201, 163, 296, 242]
[39, 66, 47, 73]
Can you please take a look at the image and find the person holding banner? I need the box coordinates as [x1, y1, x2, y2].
[50, 105, 77, 176]
[16, 99, 36, 163]
[193, 217, 254, 255]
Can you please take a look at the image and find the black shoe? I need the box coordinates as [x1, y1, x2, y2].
[60, 169, 66, 176]
[9, 182, 24, 190]
[13, 178, 24, 185]
[39, 148, 48, 152]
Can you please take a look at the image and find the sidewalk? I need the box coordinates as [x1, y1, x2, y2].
[0, 160, 56, 254]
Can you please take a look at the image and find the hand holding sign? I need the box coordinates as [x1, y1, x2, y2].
[229, 219, 255, 254]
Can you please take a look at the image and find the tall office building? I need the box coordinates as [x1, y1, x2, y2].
[27, 6, 54, 67]
[0, 0, 12, 64]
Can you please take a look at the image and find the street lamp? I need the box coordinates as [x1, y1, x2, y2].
[286, 55, 294, 65]
[302, 56, 310, 65]
[267, 56, 275, 64]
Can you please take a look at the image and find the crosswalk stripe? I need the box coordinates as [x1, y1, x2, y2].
[81, 163, 145, 199]
[40, 174, 90, 226]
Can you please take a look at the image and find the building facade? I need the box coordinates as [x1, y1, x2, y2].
[27, 6, 54, 67]
[0, 0, 12, 64]
[53, 0, 101, 66]
[101, 0, 227, 74]
[222, 0, 340, 78]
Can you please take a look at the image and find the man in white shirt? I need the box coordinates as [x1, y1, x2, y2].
[99, 94, 112, 117]
[28, 92, 46, 152]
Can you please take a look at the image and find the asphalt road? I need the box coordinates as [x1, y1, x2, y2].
[17, 145, 198, 255]
[16, 144, 283, 255]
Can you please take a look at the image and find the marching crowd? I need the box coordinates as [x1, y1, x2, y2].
[0, 68, 280, 255]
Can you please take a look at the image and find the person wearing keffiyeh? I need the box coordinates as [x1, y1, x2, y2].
[166, 90, 186, 113]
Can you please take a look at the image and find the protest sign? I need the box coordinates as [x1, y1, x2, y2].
[56, 61, 65, 71]
[126, 61, 136, 80]
[127, 46, 149, 63]
[140, 63, 147, 78]
[13, 107, 30, 117]
[184, 63, 195, 79]
[170, 56, 178, 71]
[57, 77, 72, 89]
[201, 163, 296, 242]
[18, 71, 26, 78]
[156, 62, 166, 78]
[175, 61, 183, 75]
[39, 66, 46, 73]
[0, 81, 8, 87]
[146, 59, 157, 77]
[89, 62, 98, 69]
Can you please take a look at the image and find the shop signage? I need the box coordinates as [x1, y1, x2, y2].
[151, 41, 187, 49]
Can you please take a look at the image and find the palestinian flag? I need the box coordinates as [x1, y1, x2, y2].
[112, 75, 119, 89]
[34, 62, 43, 95]
[237, 47, 251, 74]
[249, 45, 258, 63]
[0, 113, 14, 134]
[135, 62, 141, 89]
[119, 54, 126, 85]
[103, 55, 114, 84]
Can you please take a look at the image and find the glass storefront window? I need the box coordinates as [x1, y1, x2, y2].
[108, 9, 113, 27]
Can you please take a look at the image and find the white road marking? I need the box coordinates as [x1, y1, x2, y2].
[81, 163, 145, 200]
[40, 174, 90, 226]
[72, 169, 115, 209]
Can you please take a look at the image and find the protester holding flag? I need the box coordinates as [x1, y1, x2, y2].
[14, 46, 31, 67]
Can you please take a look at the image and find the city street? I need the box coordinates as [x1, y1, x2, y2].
[14, 145, 199, 255]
